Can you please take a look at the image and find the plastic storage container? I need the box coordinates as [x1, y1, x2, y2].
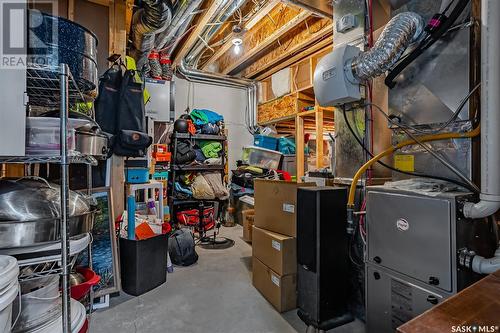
[25, 117, 84, 155]
[0, 255, 19, 333]
[125, 168, 149, 184]
[253, 135, 278, 151]
[119, 233, 168, 296]
[242, 146, 283, 169]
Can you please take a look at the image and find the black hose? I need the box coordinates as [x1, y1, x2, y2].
[385, 0, 470, 88]
[341, 107, 478, 192]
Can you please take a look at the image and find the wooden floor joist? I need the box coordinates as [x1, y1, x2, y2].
[201, 0, 281, 70]
[221, 10, 312, 75]
[250, 24, 333, 80]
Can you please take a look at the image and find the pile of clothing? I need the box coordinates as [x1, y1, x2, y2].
[173, 172, 229, 201]
[190, 109, 224, 135]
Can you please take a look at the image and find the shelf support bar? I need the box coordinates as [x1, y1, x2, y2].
[59, 64, 71, 333]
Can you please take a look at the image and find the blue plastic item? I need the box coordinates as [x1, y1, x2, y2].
[127, 195, 136, 240]
[126, 168, 149, 184]
[278, 137, 296, 154]
[253, 135, 278, 151]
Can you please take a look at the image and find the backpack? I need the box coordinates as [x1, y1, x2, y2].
[168, 229, 199, 266]
[95, 62, 152, 157]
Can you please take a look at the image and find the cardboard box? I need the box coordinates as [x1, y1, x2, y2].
[242, 209, 255, 242]
[252, 226, 296, 276]
[252, 256, 297, 313]
[254, 180, 314, 237]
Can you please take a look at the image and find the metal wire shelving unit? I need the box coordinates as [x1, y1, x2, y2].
[0, 63, 95, 333]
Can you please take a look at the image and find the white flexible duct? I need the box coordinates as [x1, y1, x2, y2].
[463, 0, 500, 219]
[351, 12, 424, 80]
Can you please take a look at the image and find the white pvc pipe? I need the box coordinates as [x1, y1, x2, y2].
[463, 0, 500, 219]
[471, 247, 500, 274]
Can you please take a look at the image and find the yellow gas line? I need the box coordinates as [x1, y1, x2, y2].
[347, 126, 481, 207]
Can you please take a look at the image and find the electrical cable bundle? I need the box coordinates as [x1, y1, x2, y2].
[385, 0, 470, 88]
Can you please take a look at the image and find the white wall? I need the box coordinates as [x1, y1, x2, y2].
[174, 77, 253, 169]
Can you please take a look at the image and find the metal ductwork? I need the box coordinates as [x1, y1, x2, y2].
[463, 0, 500, 219]
[351, 12, 424, 81]
[154, 0, 204, 55]
[185, 0, 247, 68]
[282, 0, 332, 18]
[130, 0, 172, 71]
[177, 59, 258, 133]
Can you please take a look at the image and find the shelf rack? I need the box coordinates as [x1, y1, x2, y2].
[0, 63, 93, 333]
[169, 132, 228, 243]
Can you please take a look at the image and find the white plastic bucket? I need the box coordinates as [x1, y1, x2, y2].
[30, 299, 86, 333]
[0, 255, 20, 333]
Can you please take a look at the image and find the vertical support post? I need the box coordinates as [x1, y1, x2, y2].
[315, 108, 324, 169]
[59, 64, 71, 333]
[295, 114, 305, 182]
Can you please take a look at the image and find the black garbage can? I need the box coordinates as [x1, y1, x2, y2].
[119, 233, 168, 296]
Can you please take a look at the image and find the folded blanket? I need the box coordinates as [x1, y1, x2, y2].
[190, 109, 224, 126]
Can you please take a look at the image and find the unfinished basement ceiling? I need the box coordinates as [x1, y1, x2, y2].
[169, 0, 333, 79]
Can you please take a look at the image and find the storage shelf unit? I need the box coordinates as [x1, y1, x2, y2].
[0, 63, 94, 333]
[169, 133, 228, 238]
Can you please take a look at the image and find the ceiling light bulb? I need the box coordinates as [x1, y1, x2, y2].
[234, 44, 241, 55]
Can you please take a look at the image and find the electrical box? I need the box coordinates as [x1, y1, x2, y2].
[0, 70, 26, 157]
[145, 79, 174, 122]
[336, 14, 357, 33]
[313, 44, 361, 106]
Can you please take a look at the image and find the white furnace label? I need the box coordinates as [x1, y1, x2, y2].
[283, 203, 295, 213]
[272, 240, 281, 251]
[271, 274, 280, 287]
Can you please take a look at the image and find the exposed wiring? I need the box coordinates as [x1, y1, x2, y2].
[369, 103, 480, 192]
[384, 83, 481, 134]
[341, 107, 476, 192]
[347, 125, 481, 207]
[385, 0, 471, 88]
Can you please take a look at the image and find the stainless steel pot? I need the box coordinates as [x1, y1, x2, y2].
[0, 178, 95, 249]
[75, 131, 109, 159]
[0, 213, 95, 249]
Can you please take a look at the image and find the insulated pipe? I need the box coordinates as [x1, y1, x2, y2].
[186, 0, 247, 67]
[130, 0, 172, 71]
[463, 0, 500, 219]
[154, 0, 204, 54]
[351, 12, 424, 81]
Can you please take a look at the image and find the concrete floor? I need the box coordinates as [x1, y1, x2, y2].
[91, 226, 365, 333]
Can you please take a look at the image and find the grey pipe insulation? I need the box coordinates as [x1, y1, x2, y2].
[129, 0, 173, 71]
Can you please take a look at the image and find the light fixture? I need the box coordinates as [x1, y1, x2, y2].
[232, 37, 243, 55]
[232, 25, 244, 56]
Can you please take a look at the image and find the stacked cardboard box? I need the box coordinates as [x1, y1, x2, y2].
[242, 209, 255, 242]
[251, 179, 313, 312]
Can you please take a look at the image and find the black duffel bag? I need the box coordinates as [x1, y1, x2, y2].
[113, 130, 152, 157]
[168, 229, 198, 266]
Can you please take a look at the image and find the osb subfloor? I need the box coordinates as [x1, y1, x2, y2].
[91, 225, 365, 333]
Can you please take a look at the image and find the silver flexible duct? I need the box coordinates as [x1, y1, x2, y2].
[130, 0, 172, 70]
[177, 59, 258, 133]
[154, 0, 204, 55]
[463, 0, 500, 219]
[351, 12, 424, 81]
[186, 0, 247, 67]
